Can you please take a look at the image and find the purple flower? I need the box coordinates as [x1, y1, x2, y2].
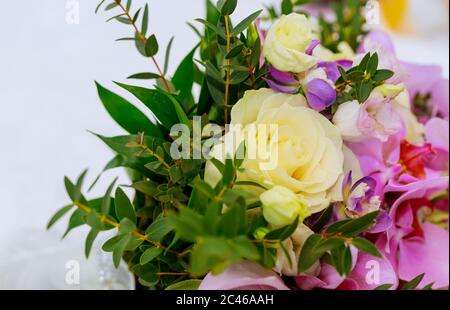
[341, 171, 392, 233]
[265, 66, 337, 112]
[264, 66, 299, 94]
[318, 60, 353, 83]
[305, 78, 336, 112]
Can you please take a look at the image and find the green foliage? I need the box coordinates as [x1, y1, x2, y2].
[331, 52, 395, 113]
[299, 211, 382, 275]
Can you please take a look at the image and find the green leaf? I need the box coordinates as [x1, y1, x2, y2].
[358, 53, 371, 71]
[119, 218, 136, 235]
[140, 247, 163, 265]
[162, 92, 190, 126]
[104, 2, 118, 11]
[225, 44, 244, 59]
[145, 34, 159, 57]
[85, 228, 99, 258]
[367, 52, 379, 76]
[165, 279, 201, 290]
[85, 211, 104, 230]
[401, 273, 425, 290]
[115, 82, 178, 129]
[145, 216, 173, 242]
[130, 180, 158, 196]
[358, 79, 372, 103]
[351, 238, 382, 258]
[298, 234, 323, 273]
[172, 46, 198, 106]
[113, 235, 131, 268]
[101, 178, 117, 214]
[373, 69, 394, 82]
[127, 72, 161, 80]
[218, 204, 247, 237]
[62, 209, 87, 238]
[47, 204, 74, 229]
[195, 18, 226, 39]
[95, 0, 106, 14]
[326, 211, 380, 237]
[232, 10, 262, 35]
[265, 216, 299, 241]
[164, 37, 175, 74]
[114, 187, 137, 223]
[141, 4, 149, 35]
[168, 207, 204, 242]
[374, 283, 393, 290]
[102, 235, 123, 252]
[281, 0, 293, 14]
[95, 82, 163, 138]
[220, 0, 238, 15]
[311, 205, 334, 232]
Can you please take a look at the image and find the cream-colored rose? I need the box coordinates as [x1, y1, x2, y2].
[260, 186, 311, 228]
[205, 88, 345, 212]
[263, 13, 317, 73]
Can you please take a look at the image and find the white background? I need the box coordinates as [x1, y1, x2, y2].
[0, 0, 448, 288]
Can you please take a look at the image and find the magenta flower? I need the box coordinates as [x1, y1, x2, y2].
[377, 177, 450, 289]
[198, 261, 289, 290]
[402, 62, 449, 120]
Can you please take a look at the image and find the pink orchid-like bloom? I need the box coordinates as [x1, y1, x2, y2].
[425, 118, 449, 171]
[295, 246, 398, 290]
[198, 261, 289, 290]
[402, 62, 449, 120]
[347, 122, 446, 199]
[377, 177, 449, 289]
[357, 94, 404, 142]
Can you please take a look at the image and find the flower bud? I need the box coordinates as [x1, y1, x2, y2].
[260, 186, 311, 228]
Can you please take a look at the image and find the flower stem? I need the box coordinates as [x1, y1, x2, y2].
[115, 0, 172, 94]
[224, 15, 232, 125]
[74, 201, 181, 257]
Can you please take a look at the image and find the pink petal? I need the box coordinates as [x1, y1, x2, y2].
[348, 252, 399, 290]
[398, 223, 449, 289]
[198, 261, 289, 290]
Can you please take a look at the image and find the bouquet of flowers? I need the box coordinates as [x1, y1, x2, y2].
[49, 0, 449, 290]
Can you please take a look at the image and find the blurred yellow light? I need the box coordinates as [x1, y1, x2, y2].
[379, 0, 409, 31]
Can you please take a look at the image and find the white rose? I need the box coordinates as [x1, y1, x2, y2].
[263, 13, 317, 73]
[205, 88, 344, 212]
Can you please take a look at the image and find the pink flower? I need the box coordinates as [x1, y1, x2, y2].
[378, 177, 450, 289]
[198, 261, 289, 290]
[402, 62, 449, 119]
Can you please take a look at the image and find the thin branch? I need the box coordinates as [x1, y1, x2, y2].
[74, 201, 181, 257]
[114, 0, 172, 94]
[224, 15, 232, 125]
